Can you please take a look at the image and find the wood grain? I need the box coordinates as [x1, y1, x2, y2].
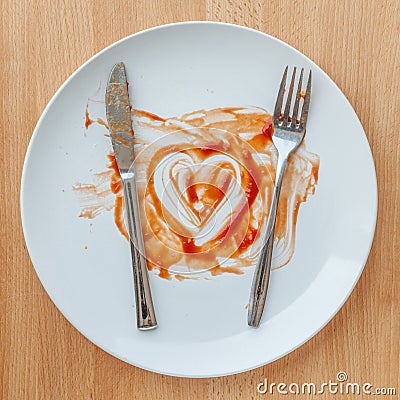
[1, 0, 399, 398]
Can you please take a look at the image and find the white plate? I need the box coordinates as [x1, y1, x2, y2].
[21, 22, 377, 377]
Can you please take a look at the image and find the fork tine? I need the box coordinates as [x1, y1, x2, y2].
[300, 70, 312, 125]
[273, 66, 288, 119]
[292, 68, 304, 123]
[283, 67, 296, 124]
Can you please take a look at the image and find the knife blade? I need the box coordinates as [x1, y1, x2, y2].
[105, 62, 157, 330]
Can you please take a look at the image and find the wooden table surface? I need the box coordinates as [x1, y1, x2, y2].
[1, 0, 399, 398]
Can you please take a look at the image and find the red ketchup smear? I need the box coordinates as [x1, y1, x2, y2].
[177, 145, 261, 256]
[109, 112, 263, 276]
[107, 153, 128, 240]
[158, 268, 171, 280]
[81, 106, 319, 280]
[96, 118, 109, 129]
[177, 185, 226, 254]
[107, 153, 122, 194]
[178, 236, 200, 254]
[186, 183, 198, 204]
[139, 110, 166, 122]
[262, 117, 273, 140]
[85, 104, 93, 129]
[210, 265, 244, 276]
[239, 226, 258, 250]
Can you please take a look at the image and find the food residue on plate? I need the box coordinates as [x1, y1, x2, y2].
[74, 103, 320, 279]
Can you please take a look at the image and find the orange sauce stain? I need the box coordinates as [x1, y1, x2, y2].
[262, 117, 273, 140]
[179, 236, 201, 254]
[113, 133, 132, 147]
[106, 153, 128, 239]
[107, 153, 122, 194]
[77, 105, 320, 280]
[158, 268, 171, 280]
[79, 209, 96, 219]
[96, 118, 109, 129]
[175, 274, 194, 281]
[85, 104, 93, 129]
[186, 183, 199, 204]
[114, 195, 129, 241]
[139, 110, 166, 122]
[239, 226, 258, 250]
[210, 265, 245, 276]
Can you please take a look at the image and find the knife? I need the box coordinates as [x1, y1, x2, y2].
[105, 62, 157, 330]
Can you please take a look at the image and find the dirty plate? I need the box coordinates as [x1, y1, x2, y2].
[21, 22, 377, 377]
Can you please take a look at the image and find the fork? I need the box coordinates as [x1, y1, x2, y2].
[248, 66, 312, 328]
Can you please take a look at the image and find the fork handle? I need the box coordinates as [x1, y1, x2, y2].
[248, 155, 288, 327]
[122, 175, 157, 330]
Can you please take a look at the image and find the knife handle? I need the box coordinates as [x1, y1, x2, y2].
[122, 174, 157, 330]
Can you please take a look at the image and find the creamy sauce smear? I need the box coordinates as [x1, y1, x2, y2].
[74, 106, 320, 280]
